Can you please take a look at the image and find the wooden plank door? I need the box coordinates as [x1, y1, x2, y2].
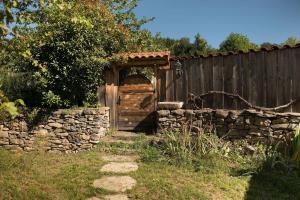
[117, 75, 155, 131]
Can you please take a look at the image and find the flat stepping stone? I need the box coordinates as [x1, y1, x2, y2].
[101, 155, 139, 162]
[86, 197, 102, 200]
[104, 194, 128, 200]
[93, 176, 136, 192]
[101, 162, 138, 173]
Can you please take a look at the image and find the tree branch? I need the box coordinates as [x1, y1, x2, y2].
[188, 91, 300, 112]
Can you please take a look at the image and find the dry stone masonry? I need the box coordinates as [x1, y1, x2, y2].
[157, 106, 300, 143]
[0, 107, 109, 153]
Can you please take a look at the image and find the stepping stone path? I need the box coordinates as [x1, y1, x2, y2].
[93, 176, 137, 192]
[101, 155, 139, 162]
[100, 162, 138, 173]
[89, 132, 140, 200]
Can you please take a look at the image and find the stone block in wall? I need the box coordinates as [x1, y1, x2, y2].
[226, 129, 249, 139]
[48, 122, 63, 129]
[157, 110, 170, 117]
[272, 118, 288, 125]
[171, 109, 185, 116]
[184, 110, 195, 118]
[226, 111, 239, 123]
[0, 131, 9, 138]
[158, 102, 184, 110]
[271, 123, 297, 130]
[254, 117, 271, 127]
[214, 110, 229, 118]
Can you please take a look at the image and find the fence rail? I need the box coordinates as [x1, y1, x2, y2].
[159, 47, 300, 112]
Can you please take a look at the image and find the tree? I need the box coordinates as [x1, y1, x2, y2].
[219, 33, 258, 52]
[191, 33, 209, 56]
[282, 37, 300, 46]
[173, 37, 193, 56]
[260, 42, 277, 50]
[4, 0, 161, 107]
[160, 34, 211, 57]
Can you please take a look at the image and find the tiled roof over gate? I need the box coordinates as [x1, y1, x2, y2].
[120, 51, 170, 59]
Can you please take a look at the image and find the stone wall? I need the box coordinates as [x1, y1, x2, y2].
[157, 108, 300, 143]
[0, 107, 109, 153]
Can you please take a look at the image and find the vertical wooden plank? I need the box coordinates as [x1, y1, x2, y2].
[198, 57, 205, 98]
[154, 67, 159, 110]
[189, 59, 199, 95]
[175, 60, 184, 101]
[288, 49, 294, 112]
[97, 86, 106, 106]
[241, 52, 251, 108]
[232, 54, 239, 109]
[172, 62, 178, 101]
[292, 47, 300, 112]
[166, 65, 175, 101]
[212, 56, 224, 109]
[202, 57, 213, 108]
[104, 69, 114, 127]
[158, 69, 166, 102]
[223, 54, 234, 109]
[252, 51, 265, 107]
[265, 50, 278, 107]
[187, 59, 192, 100]
[248, 51, 258, 107]
[236, 54, 244, 109]
[277, 49, 292, 111]
[182, 60, 189, 104]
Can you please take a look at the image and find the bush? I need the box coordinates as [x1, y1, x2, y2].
[0, 90, 25, 120]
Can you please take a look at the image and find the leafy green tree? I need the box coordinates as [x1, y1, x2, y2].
[282, 37, 300, 46]
[219, 33, 258, 52]
[173, 37, 194, 56]
[157, 34, 213, 56]
[5, 0, 161, 108]
[192, 33, 208, 56]
[260, 42, 277, 50]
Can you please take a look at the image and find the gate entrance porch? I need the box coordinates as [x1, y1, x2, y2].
[100, 52, 170, 131]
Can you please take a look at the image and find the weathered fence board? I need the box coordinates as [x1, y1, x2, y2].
[212, 56, 224, 109]
[291, 48, 300, 112]
[164, 47, 300, 112]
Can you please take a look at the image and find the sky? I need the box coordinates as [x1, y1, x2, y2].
[134, 0, 300, 48]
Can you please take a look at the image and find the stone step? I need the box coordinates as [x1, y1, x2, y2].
[100, 162, 138, 173]
[93, 176, 136, 192]
[101, 155, 140, 162]
[86, 195, 129, 200]
[104, 194, 128, 200]
[86, 197, 102, 200]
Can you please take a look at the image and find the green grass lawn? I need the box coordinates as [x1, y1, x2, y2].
[0, 135, 300, 200]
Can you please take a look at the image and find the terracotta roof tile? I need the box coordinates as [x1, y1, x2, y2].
[120, 51, 170, 59]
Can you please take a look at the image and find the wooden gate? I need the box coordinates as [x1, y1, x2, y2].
[117, 75, 155, 131]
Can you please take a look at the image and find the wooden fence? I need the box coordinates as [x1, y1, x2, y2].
[159, 46, 300, 112]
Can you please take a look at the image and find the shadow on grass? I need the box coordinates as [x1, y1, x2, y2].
[244, 162, 300, 200]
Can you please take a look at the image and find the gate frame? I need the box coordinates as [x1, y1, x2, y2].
[99, 52, 170, 129]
